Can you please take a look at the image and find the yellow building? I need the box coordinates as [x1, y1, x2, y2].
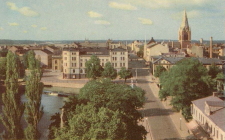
[62, 47, 128, 79]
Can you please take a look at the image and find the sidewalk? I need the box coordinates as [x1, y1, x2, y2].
[146, 75, 191, 139]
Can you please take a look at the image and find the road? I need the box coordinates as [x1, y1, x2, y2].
[129, 53, 180, 140]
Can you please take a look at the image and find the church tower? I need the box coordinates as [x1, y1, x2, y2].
[178, 10, 191, 49]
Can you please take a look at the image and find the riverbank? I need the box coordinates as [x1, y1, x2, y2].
[41, 70, 87, 88]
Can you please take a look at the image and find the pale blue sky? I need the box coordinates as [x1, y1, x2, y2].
[0, 0, 224, 41]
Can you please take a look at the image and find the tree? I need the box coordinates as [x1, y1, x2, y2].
[159, 58, 214, 119]
[137, 46, 144, 58]
[118, 67, 132, 83]
[85, 55, 103, 79]
[27, 50, 37, 70]
[51, 79, 147, 139]
[0, 51, 24, 139]
[0, 57, 6, 81]
[102, 62, 117, 79]
[208, 63, 222, 79]
[24, 70, 43, 140]
[154, 65, 167, 78]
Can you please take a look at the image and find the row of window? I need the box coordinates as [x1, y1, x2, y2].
[112, 52, 125, 55]
[112, 63, 125, 67]
[112, 57, 125, 61]
[193, 107, 224, 140]
[64, 69, 83, 73]
[64, 57, 111, 62]
[64, 62, 126, 68]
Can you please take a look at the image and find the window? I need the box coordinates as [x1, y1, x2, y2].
[72, 52, 76, 55]
[55, 66, 58, 70]
[115, 63, 117, 67]
[123, 63, 125, 66]
[80, 69, 83, 73]
[73, 69, 75, 73]
[64, 57, 67, 60]
[120, 63, 122, 67]
[102, 59, 104, 61]
[81, 59, 83, 61]
[115, 57, 117, 61]
[106, 59, 108, 61]
[80, 63, 82, 67]
[112, 63, 114, 67]
[72, 57, 76, 61]
[64, 63, 67, 66]
[121, 57, 123, 60]
[217, 130, 218, 138]
[55, 60, 57, 64]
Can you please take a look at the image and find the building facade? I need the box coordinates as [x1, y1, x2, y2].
[191, 95, 225, 140]
[62, 47, 128, 79]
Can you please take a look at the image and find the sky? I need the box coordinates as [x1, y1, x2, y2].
[0, 0, 224, 41]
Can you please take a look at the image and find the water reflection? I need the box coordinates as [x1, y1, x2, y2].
[21, 94, 67, 140]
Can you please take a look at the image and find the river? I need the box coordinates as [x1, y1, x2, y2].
[0, 87, 80, 140]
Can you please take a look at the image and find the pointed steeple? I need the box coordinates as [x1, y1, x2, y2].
[180, 10, 189, 30]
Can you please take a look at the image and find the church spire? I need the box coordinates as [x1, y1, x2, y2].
[180, 10, 189, 30]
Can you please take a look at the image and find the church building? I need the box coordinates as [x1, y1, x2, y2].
[178, 10, 191, 49]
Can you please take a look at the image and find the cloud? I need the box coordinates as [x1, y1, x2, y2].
[88, 11, 102, 18]
[31, 24, 37, 28]
[23, 30, 28, 33]
[8, 22, 19, 26]
[138, 18, 153, 25]
[172, 10, 218, 20]
[40, 27, 47, 30]
[120, 0, 220, 9]
[94, 20, 110, 25]
[109, 2, 137, 10]
[6, 2, 39, 17]
[0, 27, 3, 30]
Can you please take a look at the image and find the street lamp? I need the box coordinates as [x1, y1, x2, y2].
[135, 68, 137, 83]
[180, 118, 182, 130]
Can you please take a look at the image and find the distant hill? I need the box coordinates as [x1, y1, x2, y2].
[0, 39, 224, 45]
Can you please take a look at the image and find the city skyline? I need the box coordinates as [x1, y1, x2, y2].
[0, 0, 224, 41]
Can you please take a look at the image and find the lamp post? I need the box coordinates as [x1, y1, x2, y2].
[135, 68, 137, 83]
[180, 118, 182, 130]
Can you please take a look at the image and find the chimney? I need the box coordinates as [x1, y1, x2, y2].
[210, 37, 213, 58]
[213, 92, 218, 97]
[200, 38, 203, 44]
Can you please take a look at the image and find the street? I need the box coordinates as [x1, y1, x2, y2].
[129, 53, 181, 140]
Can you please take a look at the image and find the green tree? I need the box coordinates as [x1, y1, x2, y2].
[154, 65, 167, 78]
[85, 55, 103, 79]
[102, 62, 117, 79]
[51, 79, 147, 140]
[24, 70, 43, 140]
[27, 50, 37, 70]
[137, 46, 144, 58]
[208, 63, 222, 79]
[159, 58, 214, 119]
[118, 67, 132, 83]
[0, 51, 24, 139]
[0, 57, 6, 81]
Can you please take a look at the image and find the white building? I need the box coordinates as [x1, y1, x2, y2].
[191, 95, 225, 140]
